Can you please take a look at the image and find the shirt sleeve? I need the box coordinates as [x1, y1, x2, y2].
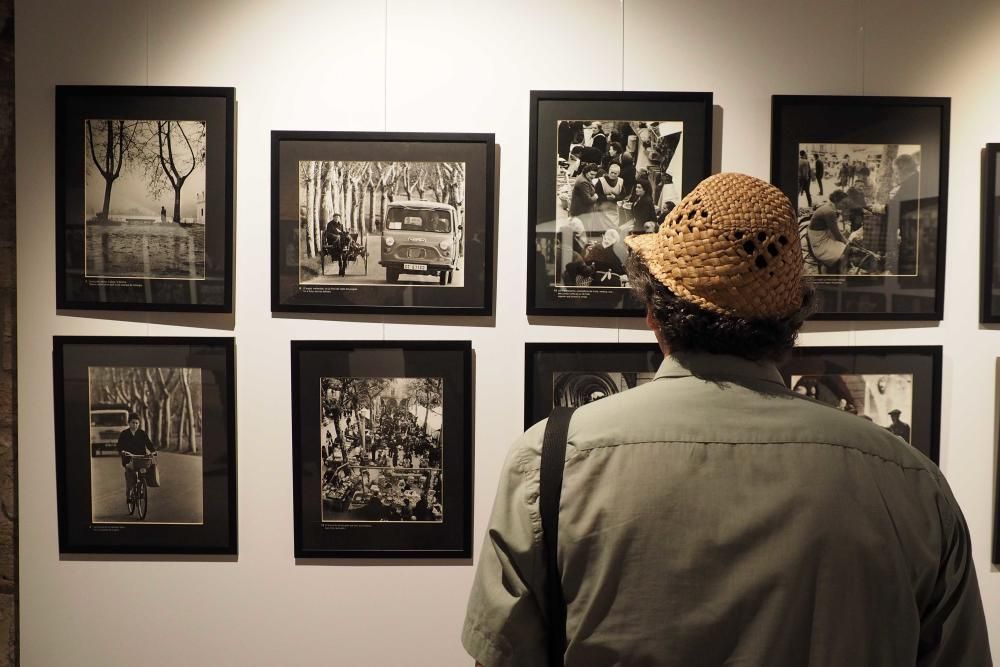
[916, 474, 992, 667]
[462, 426, 549, 667]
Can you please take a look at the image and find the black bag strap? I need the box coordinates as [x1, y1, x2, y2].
[540, 406, 575, 666]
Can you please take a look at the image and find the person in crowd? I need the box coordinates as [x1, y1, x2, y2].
[583, 228, 626, 286]
[837, 154, 851, 187]
[806, 190, 863, 273]
[589, 123, 608, 155]
[798, 149, 814, 208]
[593, 163, 625, 229]
[813, 153, 825, 195]
[887, 408, 912, 444]
[463, 172, 990, 666]
[569, 163, 599, 221]
[618, 152, 637, 197]
[601, 141, 623, 171]
[628, 181, 657, 235]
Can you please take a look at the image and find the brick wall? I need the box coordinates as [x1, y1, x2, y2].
[0, 0, 16, 663]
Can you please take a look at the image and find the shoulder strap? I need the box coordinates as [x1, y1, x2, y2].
[540, 406, 575, 666]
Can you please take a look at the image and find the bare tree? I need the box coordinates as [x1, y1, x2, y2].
[86, 119, 140, 221]
[133, 120, 207, 224]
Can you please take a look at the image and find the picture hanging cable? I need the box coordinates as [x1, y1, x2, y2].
[620, 0, 625, 91]
[145, 0, 150, 85]
[384, 0, 389, 131]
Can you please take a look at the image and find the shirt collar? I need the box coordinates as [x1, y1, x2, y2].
[654, 351, 787, 388]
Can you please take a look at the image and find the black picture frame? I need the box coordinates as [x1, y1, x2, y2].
[981, 144, 1000, 322]
[53, 336, 237, 555]
[771, 95, 950, 320]
[526, 90, 713, 317]
[271, 132, 495, 315]
[56, 86, 235, 312]
[291, 340, 473, 559]
[777, 345, 941, 463]
[524, 342, 663, 429]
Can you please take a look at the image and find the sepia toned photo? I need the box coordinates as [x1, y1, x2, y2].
[297, 160, 466, 288]
[88, 366, 204, 524]
[320, 377, 444, 523]
[84, 118, 207, 280]
[796, 143, 921, 278]
[546, 119, 683, 291]
[552, 370, 656, 408]
[790, 373, 914, 444]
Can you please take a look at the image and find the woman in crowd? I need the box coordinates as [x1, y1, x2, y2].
[629, 180, 657, 235]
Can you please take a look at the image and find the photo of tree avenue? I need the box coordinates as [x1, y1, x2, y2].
[320, 377, 444, 523]
[553, 371, 655, 407]
[790, 373, 914, 444]
[298, 160, 466, 287]
[88, 366, 204, 524]
[796, 143, 921, 277]
[544, 119, 683, 289]
[84, 118, 207, 280]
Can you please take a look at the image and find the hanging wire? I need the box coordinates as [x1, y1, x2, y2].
[384, 0, 389, 131]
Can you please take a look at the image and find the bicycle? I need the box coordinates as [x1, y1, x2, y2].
[121, 451, 156, 520]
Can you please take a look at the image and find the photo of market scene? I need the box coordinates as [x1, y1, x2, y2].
[320, 377, 443, 522]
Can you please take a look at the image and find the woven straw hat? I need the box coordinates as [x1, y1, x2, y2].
[625, 172, 804, 318]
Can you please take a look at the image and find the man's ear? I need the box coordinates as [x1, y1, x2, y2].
[645, 307, 656, 332]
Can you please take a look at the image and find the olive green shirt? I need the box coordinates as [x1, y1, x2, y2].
[463, 352, 991, 666]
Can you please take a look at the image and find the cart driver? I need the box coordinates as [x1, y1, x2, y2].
[118, 412, 154, 498]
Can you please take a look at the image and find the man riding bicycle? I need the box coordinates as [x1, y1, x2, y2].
[117, 413, 155, 499]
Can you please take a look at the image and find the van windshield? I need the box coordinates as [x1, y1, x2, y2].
[386, 208, 452, 233]
[91, 412, 128, 427]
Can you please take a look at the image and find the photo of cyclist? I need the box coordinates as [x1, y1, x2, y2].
[117, 412, 154, 500]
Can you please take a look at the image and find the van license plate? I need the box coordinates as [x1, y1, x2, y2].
[403, 263, 427, 271]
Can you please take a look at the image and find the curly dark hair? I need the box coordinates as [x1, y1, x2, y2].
[626, 253, 814, 361]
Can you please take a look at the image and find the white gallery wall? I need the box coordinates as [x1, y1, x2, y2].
[15, 0, 1000, 663]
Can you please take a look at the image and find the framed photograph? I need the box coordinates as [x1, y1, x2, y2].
[981, 144, 1000, 322]
[53, 336, 237, 554]
[526, 90, 713, 316]
[778, 346, 941, 463]
[56, 86, 235, 312]
[771, 95, 950, 320]
[524, 342, 663, 429]
[291, 340, 472, 558]
[272, 132, 495, 315]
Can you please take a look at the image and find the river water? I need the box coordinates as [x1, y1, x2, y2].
[86, 223, 206, 279]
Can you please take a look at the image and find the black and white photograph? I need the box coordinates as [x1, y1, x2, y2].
[527, 92, 713, 316]
[320, 377, 444, 523]
[273, 132, 494, 315]
[56, 86, 235, 311]
[548, 119, 684, 291]
[552, 370, 656, 408]
[525, 342, 662, 428]
[980, 143, 1000, 322]
[778, 346, 941, 462]
[292, 341, 472, 558]
[88, 366, 204, 524]
[54, 337, 237, 554]
[297, 160, 466, 287]
[796, 143, 922, 277]
[84, 119, 207, 281]
[789, 373, 914, 443]
[771, 95, 949, 320]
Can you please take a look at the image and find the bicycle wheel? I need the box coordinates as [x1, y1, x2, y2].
[126, 484, 136, 515]
[136, 478, 148, 520]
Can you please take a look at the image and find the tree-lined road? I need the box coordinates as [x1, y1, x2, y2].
[308, 235, 465, 287]
[91, 451, 203, 524]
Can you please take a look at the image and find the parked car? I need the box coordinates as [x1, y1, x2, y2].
[380, 200, 462, 285]
[90, 403, 129, 457]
